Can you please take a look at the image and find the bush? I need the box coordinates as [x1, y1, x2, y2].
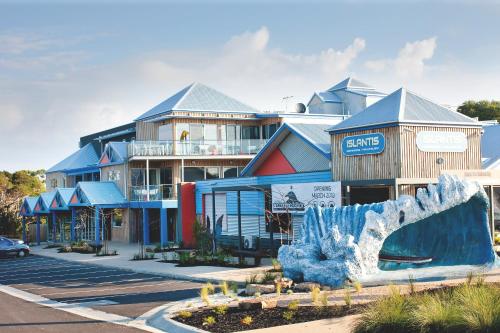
[287, 300, 299, 311]
[219, 281, 229, 296]
[200, 286, 210, 306]
[283, 310, 295, 321]
[213, 304, 228, 316]
[177, 310, 192, 319]
[203, 316, 216, 326]
[241, 315, 253, 326]
[311, 286, 320, 304]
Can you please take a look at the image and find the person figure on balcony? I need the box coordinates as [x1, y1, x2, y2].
[180, 130, 189, 155]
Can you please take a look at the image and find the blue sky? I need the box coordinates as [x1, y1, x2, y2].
[1, 1, 500, 171]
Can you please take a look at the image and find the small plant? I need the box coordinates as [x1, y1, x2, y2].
[343, 286, 352, 308]
[287, 289, 294, 295]
[288, 300, 299, 311]
[206, 282, 215, 294]
[408, 274, 416, 294]
[132, 253, 141, 260]
[271, 258, 281, 271]
[276, 282, 282, 296]
[219, 281, 229, 296]
[246, 274, 258, 285]
[177, 310, 192, 319]
[241, 315, 253, 326]
[213, 304, 228, 315]
[466, 271, 475, 285]
[254, 291, 261, 298]
[353, 280, 363, 293]
[260, 271, 275, 284]
[283, 310, 295, 321]
[230, 282, 239, 294]
[311, 286, 321, 304]
[200, 286, 210, 306]
[320, 292, 329, 307]
[203, 316, 216, 326]
[475, 273, 486, 287]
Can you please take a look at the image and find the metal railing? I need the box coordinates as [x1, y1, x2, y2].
[128, 139, 268, 157]
[129, 184, 174, 201]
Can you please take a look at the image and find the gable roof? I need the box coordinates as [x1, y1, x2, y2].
[34, 191, 57, 214]
[50, 188, 75, 211]
[20, 196, 39, 216]
[241, 123, 331, 176]
[46, 143, 99, 174]
[99, 141, 128, 166]
[481, 124, 500, 169]
[68, 182, 128, 207]
[328, 88, 480, 133]
[135, 82, 260, 121]
[327, 77, 375, 92]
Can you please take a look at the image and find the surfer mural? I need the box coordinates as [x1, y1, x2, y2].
[278, 175, 498, 287]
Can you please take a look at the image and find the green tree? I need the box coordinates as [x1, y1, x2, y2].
[457, 100, 500, 122]
[0, 170, 45, 237]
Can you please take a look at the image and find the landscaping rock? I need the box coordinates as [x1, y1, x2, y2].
[246, 284, 275, 296]
[238, 298, 278, 310]
[261, 298, 278, 309]
[294, 282, 320, 292]
[274, 277, 293, 289]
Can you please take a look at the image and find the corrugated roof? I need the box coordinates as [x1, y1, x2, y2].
[46, 143, 99, 173]
[20, 196, 39, 216]
[317, 91, 342, 103]
[135, 82, 259, 121]
[287, 123, 331, 155]
[100, 141, 128, 165]
[481, 124, 500, 169]
[55, 188, 75, 209]
[328, 88, 480, 132]
[328, 77, 375, 92]
[73, 182, 127, 206]
[34, 191, 57, 213]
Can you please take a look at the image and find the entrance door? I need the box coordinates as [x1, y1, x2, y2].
[204, 194, 227, 236]
[350, 186, 391, 205]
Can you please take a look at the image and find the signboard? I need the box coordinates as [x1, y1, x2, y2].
[416, 131, 467, 152]
[271, 182, 342, 213]
[342, 133, 385, 156]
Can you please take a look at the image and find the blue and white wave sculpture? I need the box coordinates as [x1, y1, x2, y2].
[278, 175, 497, 287]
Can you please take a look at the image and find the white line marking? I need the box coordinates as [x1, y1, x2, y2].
[0, 265, 102, 278]
[75, 299, 119, 307]
[0, 284, 165, 333]
[11, 272, 143, 287]
[20, 276, 164, 291]
[0, 269, 128, 282]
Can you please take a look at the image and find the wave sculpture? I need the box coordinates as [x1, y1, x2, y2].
[278, 175, 497, 287]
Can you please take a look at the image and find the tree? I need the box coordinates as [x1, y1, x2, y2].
[457, 100, 500, 122]
[0, 170, 45, 237]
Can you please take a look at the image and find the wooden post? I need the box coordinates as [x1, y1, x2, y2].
[160, 208, 168, 248]
[95, 206, 101, 246]
[143, 208, 150, 245]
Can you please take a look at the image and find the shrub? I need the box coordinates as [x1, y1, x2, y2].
[276, 282, 282, 296]
[407, 274, 416, 295]
[254, 292, 261, 298]
[271, 258, 281, 271]
[230, 282, 239, 294]
[213, 304, 228, 316]
[200, 286, 210, 306]
[283, 310, 295, 321]
[260, 271, 275, 284]
[287, 300, 299, 311]
[353, 280, 363, 293]
[206, 282, 215, 294]
[412, 293, 462, 332]
[455, 284, 500, 331]
[219, 281, 229, 296]
[246, 274, 258, 285]
[311, 286, 320, 304]
[320, 292, 329, 307]
[203, 316, 216, 326]
[287, 289, 294, 295]
[241, 315, 253, 326]
[177, 310, 192, 319]
[343, 287, 352, 308]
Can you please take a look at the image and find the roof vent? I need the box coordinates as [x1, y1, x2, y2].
[295, 103, 306, 113]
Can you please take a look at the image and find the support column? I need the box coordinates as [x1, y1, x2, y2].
[146, 159, 150, 201]
[142, 208, 150, 245]
[95, 206, 101, 246]
[160, 208, 168, 248]
[71, 208, 76, 241]
[237, 191, 243, 265]
[52, 211, 57, 242]
[22, 217, 26, 243]
[36, 215, 41, 245]
[212, 190, 216, 254]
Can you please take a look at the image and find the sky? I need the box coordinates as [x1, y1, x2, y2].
[1, 0, 500, 172]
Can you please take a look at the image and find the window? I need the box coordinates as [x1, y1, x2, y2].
[264, 190, 291, 234]
[108, 170, 120, 181]
[226, 124, 241, 141]
[206, 167, 220, 180]
[204, 124, 217, 142]
[184, 167, 205, 182]
[242, 125, 260, 140]
[223, 167, 238, 178]
[263, 123, 279, 139]
[131, 169, 145, 186]
[190, 124, 203, 141]
[50, 178, 58, 188]
[112, 209, 123, 227]
[159, 124, 173, 141]
[176, 123, 190, 141]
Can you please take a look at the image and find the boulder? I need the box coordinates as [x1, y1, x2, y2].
[246, 284, 275, 296]
[294, 282, 320, 292]
[274, 277, 293, 289]
[238, 298, 277, 310]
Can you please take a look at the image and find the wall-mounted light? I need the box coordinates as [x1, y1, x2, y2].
[436, 157, 445, 165]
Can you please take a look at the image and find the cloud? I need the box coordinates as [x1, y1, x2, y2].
[365, 37, 437, 78]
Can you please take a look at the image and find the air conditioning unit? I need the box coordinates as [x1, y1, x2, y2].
[243, 235, 253, 249]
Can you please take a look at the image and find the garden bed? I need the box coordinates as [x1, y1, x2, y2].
[158, 259, 256, 268]
[173, 304, 365, 333]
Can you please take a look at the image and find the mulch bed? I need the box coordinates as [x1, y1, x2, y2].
[173, 304, 366, 333]
[159, 259, 256, 268]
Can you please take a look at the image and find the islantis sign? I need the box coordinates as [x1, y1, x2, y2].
[341, 132, 385, 156]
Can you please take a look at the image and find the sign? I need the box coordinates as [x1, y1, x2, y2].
[342, 133, 385, 156]
[271, 182, 342, 213]
[416, 131, 467, 152]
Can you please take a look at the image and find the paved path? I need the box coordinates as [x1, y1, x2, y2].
[0, 291, 148, 333]
[0, 255, 202, 319]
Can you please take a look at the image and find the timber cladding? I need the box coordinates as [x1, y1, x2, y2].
[331, 125, 482, 182]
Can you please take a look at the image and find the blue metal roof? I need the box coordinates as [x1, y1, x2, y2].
[241, 122, 331, 176]
[20, 196, 39, 216]
[135, 82, 260, 121]
[34, 191, 57, 214]
[69, 182, 127, 207]
[327, 77, 375, 92]
[481, 124, 500, 169]
[99, 141, 128, 166]
[46, 143, 99, 174]
[50, 188, 75, 211]
[317, 91, 342, 103]
[328, 88, 480, 133]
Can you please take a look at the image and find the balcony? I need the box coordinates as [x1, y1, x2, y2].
[128, 139, 268, 158]
[129, 184, 174, 201]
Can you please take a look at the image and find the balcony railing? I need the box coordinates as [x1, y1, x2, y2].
[129, 184, 174, 201]
[128, 139, 268, 158]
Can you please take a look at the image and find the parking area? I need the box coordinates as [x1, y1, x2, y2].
[0, 255, 202, 319]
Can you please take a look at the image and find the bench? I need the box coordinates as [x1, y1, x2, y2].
[231, 249, 266, 266]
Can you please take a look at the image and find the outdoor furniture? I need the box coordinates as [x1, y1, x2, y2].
[231, 249, 265, 266]
[88, 242, 103, 253]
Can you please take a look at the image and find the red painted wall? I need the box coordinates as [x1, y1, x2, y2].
[254, 148, 296, 176]
[180, 183, 196, 247]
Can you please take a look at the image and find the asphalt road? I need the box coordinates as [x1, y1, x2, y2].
[0, 254, 202, 319]
[0, 291, 148, 333]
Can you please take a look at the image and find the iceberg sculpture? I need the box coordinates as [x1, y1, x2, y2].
[278, 175, 497, 287]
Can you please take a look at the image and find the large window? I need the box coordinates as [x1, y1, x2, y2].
[131, 169, 145, 186]
[176, 123, 190, 141]
[112, 209, 123, 227]
[206, 167, 220, 180]
[204, 124, 217, 142]
[184, 167, 205, 182]
[263, 123, 279, 139]
[159, 124, 173, 141]
[242, 125, 260, 140]
[223, 167, 244, 178]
